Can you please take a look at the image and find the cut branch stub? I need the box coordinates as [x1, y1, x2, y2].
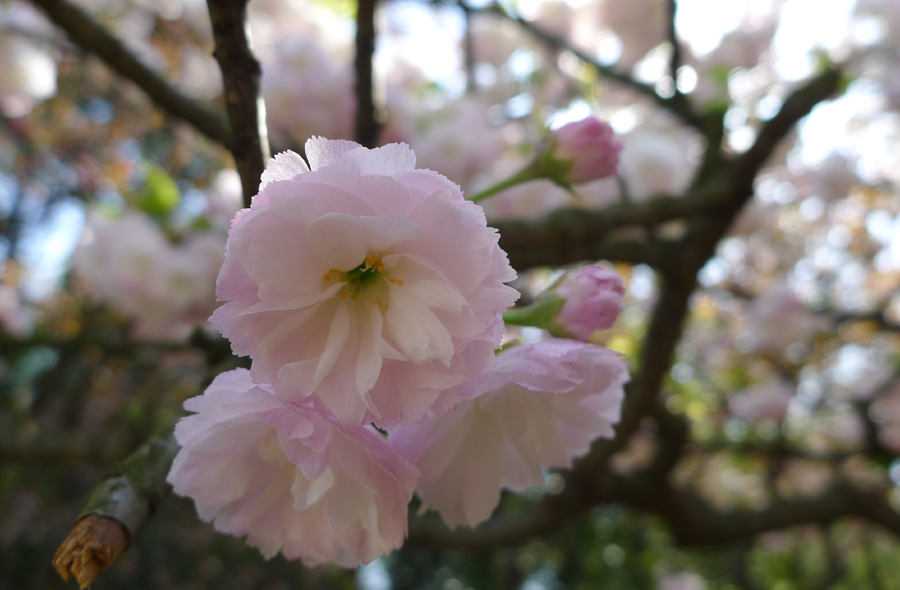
[53, 514, 130, 589]
[53, 426, 180, 587]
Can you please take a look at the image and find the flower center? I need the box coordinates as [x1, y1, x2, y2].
[324, 253, 402, 311]
[343, 254, 385, 293]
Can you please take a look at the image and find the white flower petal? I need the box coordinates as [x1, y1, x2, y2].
[259, 151, 310, 190]
[305, 137, 363, 171]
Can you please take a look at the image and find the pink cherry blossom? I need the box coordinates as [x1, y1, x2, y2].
[0, 284, 33, 337]
[381, 94, 510, 193]
[260, 37, 356, 146]
[467, 13, 524, 67]
[728, 380, 795, 422]
[390, 339, 628, 528]
[549, 117, 621, 185]
[795, 153, 860, 202]
[211, 137, 519, 428]
[588, 0, 668, 68]
[527, 0, 574, 38]
[553, 266, 625, 340]
[167, 369, 419, 567]
[618, 127, 696, 200]
[72, 210, 223, 341]
[743, 284, 832, 354]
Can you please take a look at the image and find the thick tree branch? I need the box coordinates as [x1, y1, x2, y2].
[493, 187, 731, 272]
[576, 267, 698, 477]
[354, 0, 380, 147]
[28, 0, 228, 145]
[414, 64, 850, 557]
[207, 0, 270, 207]
[54, 425, 179, 587]
[665, 483, 900, 546]
[410, 458, 900, 552]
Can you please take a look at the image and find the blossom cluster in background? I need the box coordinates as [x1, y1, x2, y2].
[166, 137, 629, 566]
[71, 210, 225, 341]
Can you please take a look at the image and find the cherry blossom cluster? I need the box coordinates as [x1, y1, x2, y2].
[72, 210, 225, 341]
[167, 136, 629, 567]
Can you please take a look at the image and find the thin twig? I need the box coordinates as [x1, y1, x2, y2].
[666, 0, 682, 95]
[452, 0, 705, 130]
[831, 309, 900, 332]
[461, 6, 476, 91]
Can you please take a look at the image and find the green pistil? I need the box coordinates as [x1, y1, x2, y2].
[332, 254, 396, 304]
[323, 254, 400, 311]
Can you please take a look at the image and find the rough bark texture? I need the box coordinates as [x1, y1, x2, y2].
[207, 0, 271, 207]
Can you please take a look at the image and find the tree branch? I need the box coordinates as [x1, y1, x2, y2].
[461, 6, 477, 91]
[28, 0, 228, 145]
[54, 425, 179, 587]
[409, 458, 900, 553]
[493, 187, 730, 272]
[577, 267, 697, 474]
[434, 62, 850, 558]
[206, 0, 270, 207]
[665, 482, 900, 546]
[665, 0, 681, 93]
[354, 0, 380, 147]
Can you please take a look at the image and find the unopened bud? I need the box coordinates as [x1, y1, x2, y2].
[540, 117, 621, 186]
[552, 266, 624, 340]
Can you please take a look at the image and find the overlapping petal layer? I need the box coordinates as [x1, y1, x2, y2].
[391, 339, 629, 528]
[211, 137, 518, 427]
[167, 369, 418, 567]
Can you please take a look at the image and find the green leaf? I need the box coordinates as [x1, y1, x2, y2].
[135, 164, 180, 217]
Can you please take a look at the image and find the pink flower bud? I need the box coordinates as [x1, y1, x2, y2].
[551, 117, 621, 184]
[554, 266, 625, 340]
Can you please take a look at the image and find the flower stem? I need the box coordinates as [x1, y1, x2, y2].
[502, 306, 537, 327]
[468, 167, 541, 204]
[502, 296, 565, 330]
